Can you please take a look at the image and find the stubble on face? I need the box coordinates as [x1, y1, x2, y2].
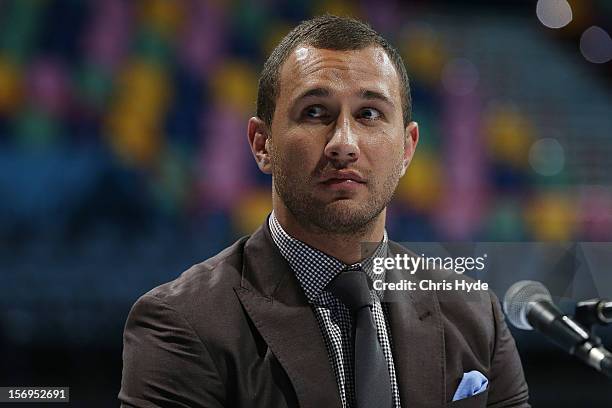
[269, 136, 405, 235]
[268, 45, 409, 237]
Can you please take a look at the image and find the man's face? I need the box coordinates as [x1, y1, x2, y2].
[265, 45, 416, 234]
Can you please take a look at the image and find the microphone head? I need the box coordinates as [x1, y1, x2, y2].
[503, 280, 552, 330]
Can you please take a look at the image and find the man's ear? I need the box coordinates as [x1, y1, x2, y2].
[401, 121, 419, 177]
[247, 117, 272, 174]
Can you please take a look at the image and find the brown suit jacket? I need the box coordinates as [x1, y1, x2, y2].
[119, 222, 530, 407]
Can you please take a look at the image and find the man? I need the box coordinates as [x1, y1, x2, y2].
[120, 15, 530, 408]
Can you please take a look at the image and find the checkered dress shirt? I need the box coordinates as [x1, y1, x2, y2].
[268, 212, 401, 408]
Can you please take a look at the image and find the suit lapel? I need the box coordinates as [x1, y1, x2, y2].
[385, 242, 446, 408]
[234, 223, 342, 408]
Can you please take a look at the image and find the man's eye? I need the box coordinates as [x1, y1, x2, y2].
[360, 108, 382, 120]
[304, 105, 327, 118]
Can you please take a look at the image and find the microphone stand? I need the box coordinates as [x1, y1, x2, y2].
[574, 299, 612, 379]
[575, 299, 612, 328]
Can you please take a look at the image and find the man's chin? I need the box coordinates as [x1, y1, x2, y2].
[308, 202, 383, 234]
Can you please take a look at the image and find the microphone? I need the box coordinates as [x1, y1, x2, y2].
[503, 280, 612, 379]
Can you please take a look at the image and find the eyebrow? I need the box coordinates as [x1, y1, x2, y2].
[359, 89, 394, 107]
[295, 87, 330, 101]
[293, 87, 394, 107]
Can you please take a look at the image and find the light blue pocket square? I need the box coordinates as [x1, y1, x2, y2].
[452, 370, 489, 401]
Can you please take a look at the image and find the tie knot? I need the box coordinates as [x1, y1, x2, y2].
[326, 269, 373, 312]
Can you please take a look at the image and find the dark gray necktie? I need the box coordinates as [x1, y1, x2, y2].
[326, 268, 393, 408]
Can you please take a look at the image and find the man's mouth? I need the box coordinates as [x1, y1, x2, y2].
[319, 170, 367, 192]
[319, 170, 366, 184]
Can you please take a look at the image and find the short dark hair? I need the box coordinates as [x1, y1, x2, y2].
[256, 14, 412, 129]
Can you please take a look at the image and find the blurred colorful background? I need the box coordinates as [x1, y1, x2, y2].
[1, 0, 611, 406]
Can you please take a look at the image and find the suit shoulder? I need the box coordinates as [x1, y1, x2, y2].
[142, 235, 250, 311]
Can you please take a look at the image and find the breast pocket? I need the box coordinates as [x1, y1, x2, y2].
[448, 389, 488, 408]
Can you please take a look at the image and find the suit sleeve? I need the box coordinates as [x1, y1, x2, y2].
[486, 291, 530, 408]
[119, 293, 226, 407]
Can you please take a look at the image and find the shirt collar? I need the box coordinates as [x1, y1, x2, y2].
[268, 211, 388, 304]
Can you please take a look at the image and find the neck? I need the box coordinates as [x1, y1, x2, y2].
[272, 194, 386, 265]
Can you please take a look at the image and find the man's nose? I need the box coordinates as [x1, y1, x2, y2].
[324, 114, 360, 165]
